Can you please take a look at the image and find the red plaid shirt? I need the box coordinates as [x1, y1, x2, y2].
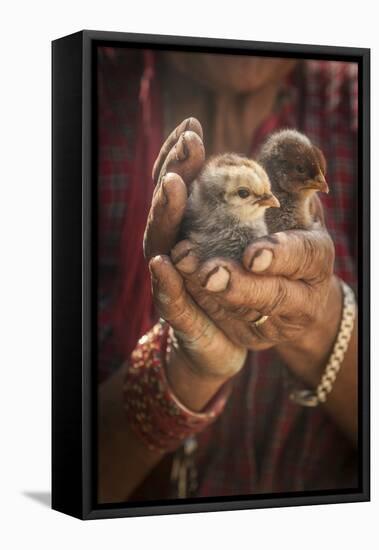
[98, 48, 358, 499]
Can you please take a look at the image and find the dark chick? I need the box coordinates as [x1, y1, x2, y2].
[257, 129, 329, 233]
[181, 153, 280, 261]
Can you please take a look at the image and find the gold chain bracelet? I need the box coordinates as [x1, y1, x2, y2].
[290, 280, 356, 407]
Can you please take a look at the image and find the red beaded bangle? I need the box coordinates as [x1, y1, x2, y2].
[123, 321, 231, 453]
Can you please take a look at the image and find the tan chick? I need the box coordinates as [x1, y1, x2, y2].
[181, 153, 280, 261]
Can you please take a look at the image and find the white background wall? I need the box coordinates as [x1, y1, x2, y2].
[0, 1, 377, 548]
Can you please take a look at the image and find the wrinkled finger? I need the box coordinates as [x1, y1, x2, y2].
[181, 275, 303, 349]
[198, 257, 319, 319]
[143, 173, 187, 260]
[171, 240, 199, 274]
[170, 256, 307, 349]
[157, 130, 205, 187]
[151, 255, 250, 345]
[185, 276, 262, 323]
[149, 255, 219, 346]
[152, 117, 203, 184]
[174, 253, 262, 321]
[243, 229, 335, 282]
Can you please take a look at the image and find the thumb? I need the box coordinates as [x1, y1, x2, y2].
[149, 255, 211, 342]
[150, 255, 247, 376]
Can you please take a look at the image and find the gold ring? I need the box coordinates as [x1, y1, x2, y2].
[253, 315, 269, 327]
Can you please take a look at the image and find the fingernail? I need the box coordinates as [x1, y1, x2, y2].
[149, 256, 160, 274]
[150, 255, 168, 270]
[160, 254, 171, 264]
[250, 249, 273, 272]
[176, 252, 198, 274]
[172, 248, 191, 265]
[203, 266, 230, 292]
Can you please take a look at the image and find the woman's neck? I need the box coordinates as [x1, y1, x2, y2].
[160, 66, 281, 156]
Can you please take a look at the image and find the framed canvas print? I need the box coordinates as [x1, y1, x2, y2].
[52, 30, 370, 520]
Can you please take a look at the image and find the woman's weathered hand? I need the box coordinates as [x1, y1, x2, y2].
[171, 227, 336, 351]
[144, 118, 247, 381]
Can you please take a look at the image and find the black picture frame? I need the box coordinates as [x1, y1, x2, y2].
[52, 30, 370, 520]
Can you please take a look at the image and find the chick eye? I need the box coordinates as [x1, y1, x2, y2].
[237, 188, 250, 199]
[296, 164, 306, 174]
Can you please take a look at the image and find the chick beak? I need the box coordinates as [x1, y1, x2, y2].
[257, 193, 281, 208]
[306, 172, 329, 194]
